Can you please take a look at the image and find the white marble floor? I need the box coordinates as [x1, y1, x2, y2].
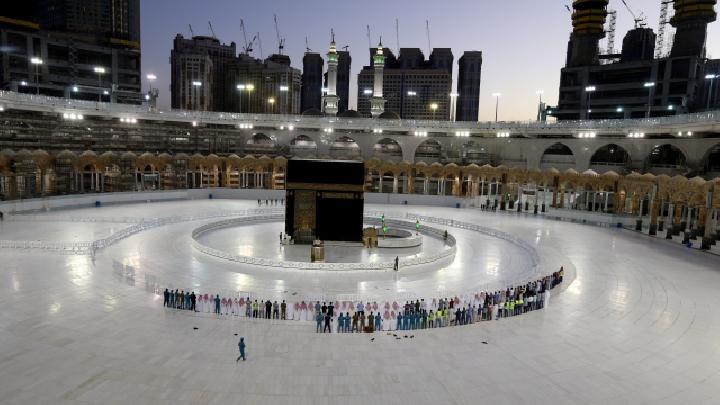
[0, 199, 719, 404]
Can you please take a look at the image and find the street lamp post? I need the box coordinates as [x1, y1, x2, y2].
[429, 102, 438, 121]
[706, 74, 718, 110]
[94, 66, 106, 102]
[279, 85, 289, 115]
[492, 93, 501, 122]
[192, 81, 202, 110]
[146, 74, 157, 93]
[644, 82, 655, 118]
[449, 92, 459, 122]
[268, 97, 276, 114]
[30, 57, 43, 95]
[584, 86, 596, 120]
[236, 83, 255, 113]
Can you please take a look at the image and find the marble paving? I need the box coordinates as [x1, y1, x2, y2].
[0, 199, 719, 404]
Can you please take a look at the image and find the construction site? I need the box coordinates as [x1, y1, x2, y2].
[551, 0, 719, 120]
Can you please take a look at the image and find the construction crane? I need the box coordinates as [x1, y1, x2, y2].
[341, 45, 349, 52]
[240, 19, 253, 55]
[621, 0, 647, 28]
[273, 14, 285, 55]
[425, 20, 431, 55]
[366, 25, 372, 49]
[188, 24, 195, 37]
[395, 18, 400, 55]
[606, 10, 618, 55]
[257, 32, 264, 59]
[305, 37, 311, 53]
[208, 21, 217, 38]
[655, 1, 674, 58]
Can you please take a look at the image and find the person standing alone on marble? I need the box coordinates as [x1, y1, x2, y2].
[236, 337, 246, 362]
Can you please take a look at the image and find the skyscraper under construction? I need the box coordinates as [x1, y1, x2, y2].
[551, 0, 719, 121]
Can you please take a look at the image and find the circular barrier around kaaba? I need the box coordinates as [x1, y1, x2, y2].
[191, 214, 458, 271]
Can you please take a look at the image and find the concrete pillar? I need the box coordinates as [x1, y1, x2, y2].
[393, 176, 398, 194]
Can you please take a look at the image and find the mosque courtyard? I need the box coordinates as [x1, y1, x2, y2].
[0, 199, 719, 404]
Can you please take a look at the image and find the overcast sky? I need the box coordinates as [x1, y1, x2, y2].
[141, 0, 719, 121]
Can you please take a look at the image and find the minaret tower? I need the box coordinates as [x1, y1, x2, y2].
[370, 40, 386, 118]
[322, 29, 340, 116]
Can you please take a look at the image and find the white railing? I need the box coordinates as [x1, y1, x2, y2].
[2, 90, 719, 132]
[191, 214, 457, 271]
[0, 208, 285, 255]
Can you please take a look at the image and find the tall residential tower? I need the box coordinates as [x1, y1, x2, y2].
[456, 51, 483, 122]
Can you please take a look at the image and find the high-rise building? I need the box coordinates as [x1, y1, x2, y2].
[357, 46, 453, 120]
[456, 51, 483, 122]
[170, 33, 301, 114]
[551, 0, 718, 120]
[39, 0, 140, 44]
[301, 52, 323, 113]
[336, 50, 351, 114]
[227, 54, 301, 115]
[170, 35, 235, 111]
[0, 0, 141, 103]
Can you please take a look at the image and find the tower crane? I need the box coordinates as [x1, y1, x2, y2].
[606, 10, 618, 55]
[273, 14, 285, 55]
[655, 1, 674, 58]
[620, 0, 647, 28]
[425, 20, 431, 54]
[208, 21, 217, 39]
[366, 25, 372, 49]
[395, 18, 400, 55]
[257, 32, 264, 59]
[188, 24, 195, 37]
[305, 37, 311, 53]
[240, 19, 253, 55]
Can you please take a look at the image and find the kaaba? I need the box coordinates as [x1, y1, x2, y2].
[284, 159, 365, 244]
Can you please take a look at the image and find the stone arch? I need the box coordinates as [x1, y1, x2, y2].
[373, 138, 403, 161]
[289, 135, 317, 157]
[463, 141, 494, 166]
[590, 144, 631, 172]
[647, 144, 688, 174]
[329, 136, 361, 159]
[540, 142, 576, 170]
[245, 133, 276, 156]
[414, 139, 442, 164]
[702, 142, 720, 177]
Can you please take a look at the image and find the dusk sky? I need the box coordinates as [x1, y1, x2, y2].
[141, 0, 719, 121]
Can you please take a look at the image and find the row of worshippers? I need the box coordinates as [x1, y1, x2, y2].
[315, 268, 564, 333]
[161, 268, 565, 330]
[162, 292, 288, 319]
